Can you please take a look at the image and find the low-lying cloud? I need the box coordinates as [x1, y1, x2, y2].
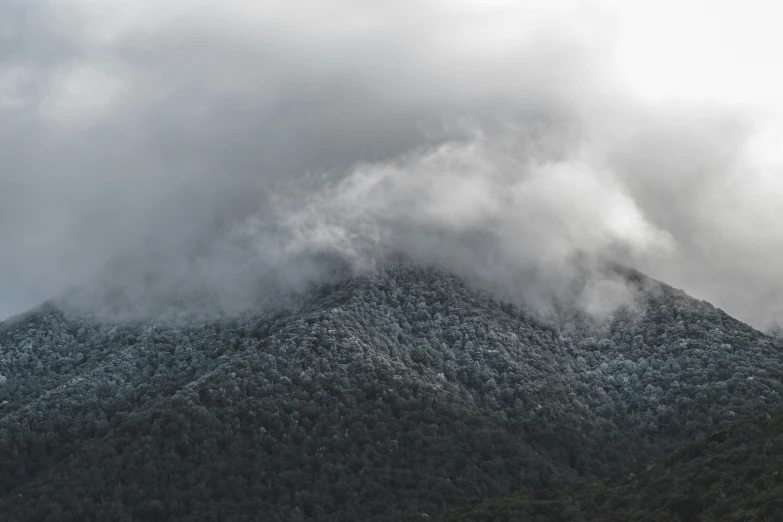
[2, 0, 783, 328]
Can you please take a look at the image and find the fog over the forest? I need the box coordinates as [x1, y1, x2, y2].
[2, 0, 783, 327]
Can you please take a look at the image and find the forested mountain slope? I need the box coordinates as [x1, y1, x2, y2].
[440, 405, 783, 521]
[0, 264, 782, 520]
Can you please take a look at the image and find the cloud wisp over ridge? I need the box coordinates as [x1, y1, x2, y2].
[2, 0, 783, 327]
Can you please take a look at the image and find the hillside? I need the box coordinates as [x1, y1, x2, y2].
[439, 405, 783, 521]
[1, 264, 782, 520]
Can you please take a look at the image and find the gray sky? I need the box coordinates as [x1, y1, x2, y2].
[2, 0, 783, 328]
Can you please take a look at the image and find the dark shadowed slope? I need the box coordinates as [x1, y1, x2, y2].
[439, 405, 783, 521]
[0, 264, 782, 520]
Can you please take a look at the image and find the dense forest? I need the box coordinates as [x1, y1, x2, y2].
[1, 264, 782, 520]
[440, 405, 783, 521]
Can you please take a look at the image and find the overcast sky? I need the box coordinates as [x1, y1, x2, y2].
[2, 0, 783, 327]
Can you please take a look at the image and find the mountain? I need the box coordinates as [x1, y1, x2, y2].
[1, 264, 782, 520]
[439, 405, 783, 521]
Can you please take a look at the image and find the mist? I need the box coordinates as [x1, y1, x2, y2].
[2, 0, 783, 328]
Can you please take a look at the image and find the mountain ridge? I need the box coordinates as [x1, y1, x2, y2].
[1, 263, 782, 520]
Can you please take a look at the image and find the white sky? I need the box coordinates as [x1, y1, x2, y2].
[608, 0, 783, 198]
[610, 0, 782, 106]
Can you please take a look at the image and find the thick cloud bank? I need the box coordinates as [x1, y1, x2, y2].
[2, 0, 783, 327]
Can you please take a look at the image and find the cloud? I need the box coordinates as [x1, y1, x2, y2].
[1, 0, 782, 328]
[278, 125, 676, 296]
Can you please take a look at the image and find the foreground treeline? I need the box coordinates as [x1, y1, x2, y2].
[0, 265, 782, 520]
